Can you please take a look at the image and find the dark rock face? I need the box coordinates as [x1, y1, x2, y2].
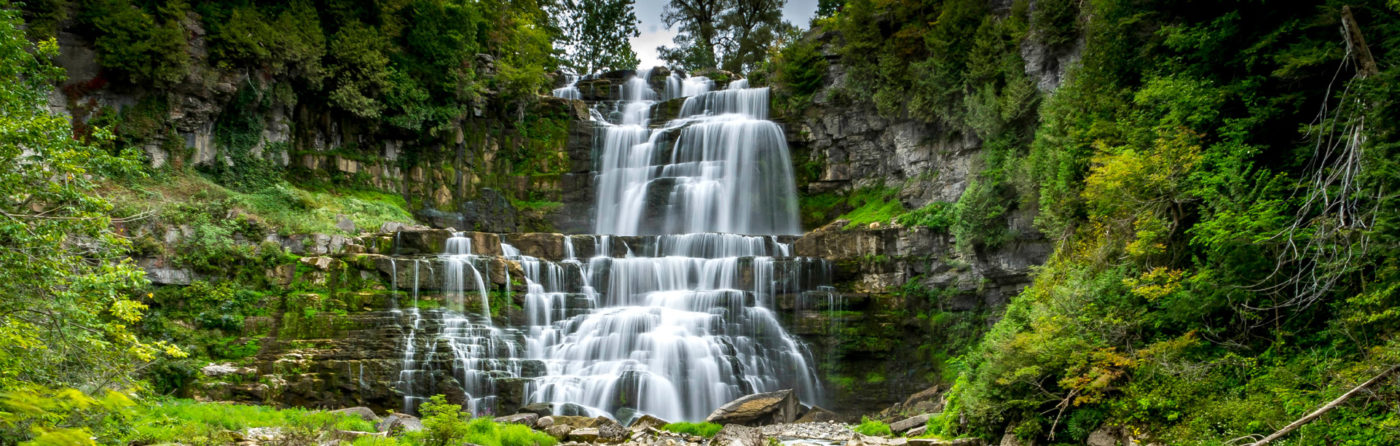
[705, 389, 801, 426]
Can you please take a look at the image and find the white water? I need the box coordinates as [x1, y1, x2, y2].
[525, 70, 819, 421]
[553, 69, 582, 100]
[393, 69, 827, 422]
[593, 70, 801, 236]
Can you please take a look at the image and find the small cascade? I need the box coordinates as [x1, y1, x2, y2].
[553, 69, 582, 100]
[395, 235, 534, 416]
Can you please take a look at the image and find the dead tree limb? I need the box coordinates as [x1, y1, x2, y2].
[1249, 364, 1399, 445]
[1341, 5, 1378, 77]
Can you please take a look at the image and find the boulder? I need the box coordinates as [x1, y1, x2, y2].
[535, 415, 555, 430]
[329, 407, 381, 423]
[706, 389, 801, 426]
[376, 413, 423, 433]
[795, 406, 842, 423]
[1086, 427, 1121, 446]
[568, 427, 600, 442]
[629, 414, 670, 431]
[890, 414, 931, 434]
[546, 424, 573, 440]
[711, 424, 763, 446]
[521, 402, 555, 418]
[494, 413, 539, 427]
[335, 214, 356, 233]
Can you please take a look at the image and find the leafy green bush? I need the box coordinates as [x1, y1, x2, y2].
[854, 416, 892, 436]
[661, 421, 723, 437]
[411, 395, 557, 446]
[78, 0, 189, 85]
[897, 201, 955, 232]
[773, 37, 828, 113]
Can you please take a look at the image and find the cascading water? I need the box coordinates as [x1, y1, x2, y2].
[524, 70, 820, 421]
[392, 69, 831, 422]
[553, 69, 582, 100]
[593, 71, 800, 235]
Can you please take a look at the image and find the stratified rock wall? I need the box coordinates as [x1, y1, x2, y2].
[773, 26, 1058, 417]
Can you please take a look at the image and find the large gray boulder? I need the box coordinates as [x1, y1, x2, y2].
[705, 389, 801, 426]
[711, 424, 763, 446]
[376, 413, 422, 433]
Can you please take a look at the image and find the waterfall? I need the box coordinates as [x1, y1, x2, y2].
[553, 69, 581, 100]
[393, 68, 828, 422]
[522, 69, 820, 422]
[593, 71, 800, 236]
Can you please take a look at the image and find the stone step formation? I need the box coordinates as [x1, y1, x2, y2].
[388, 68, 837, 423]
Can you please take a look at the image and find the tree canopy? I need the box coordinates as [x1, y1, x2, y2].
[554, 0, 641, 74]
[659, 0, 791, 73]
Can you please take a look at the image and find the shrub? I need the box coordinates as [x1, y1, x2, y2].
[897, 201, 955, 232]
[79, 0, 189, 85]
[854, 416, 892, 436]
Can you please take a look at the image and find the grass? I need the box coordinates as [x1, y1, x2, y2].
[119, 399, 368, 444]
[458, 417, 558, 446]
[661, 421, 723, 437]
[102, 171, 413, 235]
[839, 187, 905, 230]
[853, 416, 892, 436]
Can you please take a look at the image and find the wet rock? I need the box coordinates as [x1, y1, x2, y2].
[890, 414, 931, 434]
[522, 403, 556, 419]
[376, 413, 423, 433]
[459, 188, 517, 232]
[329, 407, 381, 423]
[494, 413, 539, 427]
[706, 389, 801, 426]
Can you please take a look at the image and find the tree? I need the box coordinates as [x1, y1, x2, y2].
[658, 0, 726, 70]
[0, 4, 182, 393]
[717, 0, 793, 73]
[659, 0, 791, 73]
[554, 0, 641, 74]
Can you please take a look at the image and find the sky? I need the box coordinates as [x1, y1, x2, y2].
[630, 0, 820, 69]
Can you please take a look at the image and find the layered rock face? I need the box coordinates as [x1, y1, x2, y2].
[768, 28, 1057, 415]
[50, 28, 598, 234]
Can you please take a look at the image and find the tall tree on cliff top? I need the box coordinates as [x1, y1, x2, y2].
[659, 0, 790, 73]
[555, 0, 641, 74]
[717, 0, 793, 73]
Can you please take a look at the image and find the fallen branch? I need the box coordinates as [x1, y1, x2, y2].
[1249, 364, 1399, 445]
